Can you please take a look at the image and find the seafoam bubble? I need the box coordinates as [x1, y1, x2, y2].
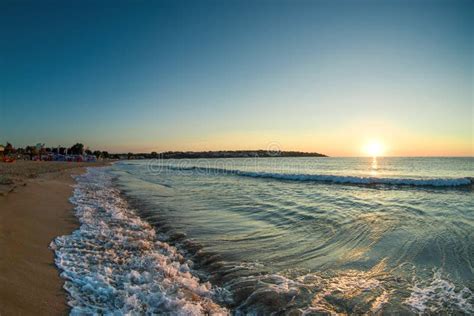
[50, 167, 229, 315]
[405, 270, 474, 314]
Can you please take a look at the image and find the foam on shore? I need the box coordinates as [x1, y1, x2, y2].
[50, 167, 228, 315]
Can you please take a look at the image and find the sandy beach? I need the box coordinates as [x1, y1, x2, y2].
[0, 161, 109, 315]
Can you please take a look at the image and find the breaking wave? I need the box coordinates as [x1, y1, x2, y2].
[50, 168, 228, 315]
[158, 165, 473, 187]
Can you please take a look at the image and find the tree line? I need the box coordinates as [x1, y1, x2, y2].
[1, 142, 110, 160]
[2, 142, 327, 160]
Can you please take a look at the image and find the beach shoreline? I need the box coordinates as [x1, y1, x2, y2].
[0, 161, 109, 315]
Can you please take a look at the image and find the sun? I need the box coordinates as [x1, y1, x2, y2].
[364, 140, 385, 157]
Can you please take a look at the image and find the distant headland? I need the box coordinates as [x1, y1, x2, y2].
[151, 150, 328, 159]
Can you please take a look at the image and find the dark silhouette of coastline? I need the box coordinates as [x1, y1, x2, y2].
[141, 150, 328, 160]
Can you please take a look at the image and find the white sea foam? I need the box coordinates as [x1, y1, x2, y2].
[160, 165, 472, 187]
[50, 167, 228, 315]
[405, 270, 474, 314]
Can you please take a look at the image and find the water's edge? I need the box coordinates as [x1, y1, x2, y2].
[50, 167, 229, 314]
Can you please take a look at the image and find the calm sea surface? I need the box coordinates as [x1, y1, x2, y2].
[53, 157, 474, 314]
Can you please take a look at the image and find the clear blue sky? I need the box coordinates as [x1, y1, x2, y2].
[0, 0, 472, 155]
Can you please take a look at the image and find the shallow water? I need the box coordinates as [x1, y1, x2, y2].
[54, 157, 474, 314]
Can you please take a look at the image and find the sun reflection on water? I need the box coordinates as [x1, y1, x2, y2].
[371, 157, 378, 176]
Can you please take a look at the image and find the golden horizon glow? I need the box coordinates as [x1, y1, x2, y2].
[364, 140, 385, 157]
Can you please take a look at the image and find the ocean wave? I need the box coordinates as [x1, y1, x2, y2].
[50, 167, 228, 315]
[160, 165, 473, 187]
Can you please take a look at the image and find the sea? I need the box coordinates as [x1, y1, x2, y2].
[51, 157, 474, 315]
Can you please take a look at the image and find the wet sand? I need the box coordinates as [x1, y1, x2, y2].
[0, 161, 110, 315]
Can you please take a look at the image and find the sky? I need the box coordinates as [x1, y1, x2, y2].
[0, 0, 472, 156]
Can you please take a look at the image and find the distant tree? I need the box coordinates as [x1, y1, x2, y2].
[151, 151, 158, 158]
[25, 145, 37, 160]
[93, 150, 102, 159]
[4, 142, 14, 155]
[101, 151, 109, 159]
[85, 149, 92, 155]
[127, 152, 133, 160]
[38, 144, 46, 157]
[70, 143, 84, 155]
[59, 147, 67, 155]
